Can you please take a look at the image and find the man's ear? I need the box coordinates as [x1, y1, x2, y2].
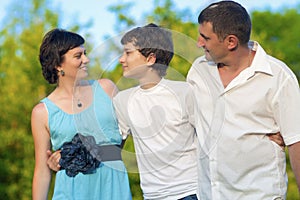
[226, 35, 239, 51]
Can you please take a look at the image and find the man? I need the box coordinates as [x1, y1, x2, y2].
[187, 1, 300, 199]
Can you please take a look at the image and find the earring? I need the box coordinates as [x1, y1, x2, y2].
[60, 70, 65, 76]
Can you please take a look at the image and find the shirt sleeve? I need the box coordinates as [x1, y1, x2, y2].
[273, 76, 300, 145]
[185, 83, 196, 128]
[113, 94, 131, 139]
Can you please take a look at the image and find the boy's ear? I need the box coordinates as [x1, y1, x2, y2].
[146, 53, 156, 65]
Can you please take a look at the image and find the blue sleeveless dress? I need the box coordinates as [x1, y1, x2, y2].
[41, 80, 132, 200]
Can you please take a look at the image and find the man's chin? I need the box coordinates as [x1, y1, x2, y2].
[205, 54, 213, 61]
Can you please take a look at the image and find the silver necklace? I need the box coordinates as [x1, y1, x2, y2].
[74, 86, 83, 108]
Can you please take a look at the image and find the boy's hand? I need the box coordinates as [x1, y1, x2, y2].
[47, 150, 61, 172]
[268, 132, 285, 150]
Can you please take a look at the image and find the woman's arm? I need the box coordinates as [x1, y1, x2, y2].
[31, 103, 52, 200]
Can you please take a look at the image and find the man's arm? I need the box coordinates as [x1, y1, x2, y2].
[288, 141, 300, 193]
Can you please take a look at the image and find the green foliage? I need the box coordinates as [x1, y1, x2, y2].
[0, 0, 91, 199]
[122, 136, 143, 200]
[0, 0, 299, 199]
[251, 9, 300, 81]
[0, 129, 34, 200]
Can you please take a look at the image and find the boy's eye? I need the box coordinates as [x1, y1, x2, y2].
[124, 49, 136, 55]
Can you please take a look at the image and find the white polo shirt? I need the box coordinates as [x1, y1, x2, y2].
[187, 41, 300, 200]
[113, 78, 198, 200]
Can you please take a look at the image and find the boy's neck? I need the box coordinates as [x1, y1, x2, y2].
[139, 75, 162, 89]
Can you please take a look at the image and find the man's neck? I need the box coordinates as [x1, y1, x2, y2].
[217, 48, 254, 88]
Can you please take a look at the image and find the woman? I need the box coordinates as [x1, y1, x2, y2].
[31, 28, 132, 200]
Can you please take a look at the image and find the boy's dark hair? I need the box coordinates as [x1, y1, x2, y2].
[198, 1, 251, 45]
[39, 28, 85, 84]
[121, 23, 174, 77]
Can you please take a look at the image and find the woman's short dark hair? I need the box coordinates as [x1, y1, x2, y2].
[121, 23, 174, 77]
[39, 28, 85, 84]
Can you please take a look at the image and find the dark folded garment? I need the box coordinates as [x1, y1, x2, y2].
[59, 133, 101, 177]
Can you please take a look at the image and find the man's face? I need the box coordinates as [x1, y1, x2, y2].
[197, 22, 227, 63]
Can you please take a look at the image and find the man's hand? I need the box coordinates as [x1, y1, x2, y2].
[47, 150, 61, 172]
[268, 132, 285, 150]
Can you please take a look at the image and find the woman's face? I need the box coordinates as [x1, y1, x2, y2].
[59, 45, 90, 80]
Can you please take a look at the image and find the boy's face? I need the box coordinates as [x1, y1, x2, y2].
[119, 42, 149, 79]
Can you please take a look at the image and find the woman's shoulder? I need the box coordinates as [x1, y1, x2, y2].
[31, 102, 48, 123]
[32, 102, 47, 113]
[97, 79, 118, 98]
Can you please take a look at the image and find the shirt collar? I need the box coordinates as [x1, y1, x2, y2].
[195, 41, 273, 76]
[248, 41, 273, 76]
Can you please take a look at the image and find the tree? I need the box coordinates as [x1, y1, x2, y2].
[251, 8, 300, 81]
[0, 0, 299, 199]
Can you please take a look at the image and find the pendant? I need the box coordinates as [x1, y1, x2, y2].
[77, 100, 82, 107]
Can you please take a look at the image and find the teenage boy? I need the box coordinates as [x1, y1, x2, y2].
[113, 23, 198, 200]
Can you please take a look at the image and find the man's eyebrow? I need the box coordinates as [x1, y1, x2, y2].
[200, 33, 209, 39]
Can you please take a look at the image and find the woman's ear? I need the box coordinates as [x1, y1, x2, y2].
[56, 66, 65, 76]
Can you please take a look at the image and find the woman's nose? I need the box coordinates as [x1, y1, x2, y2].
[83, 54, 90, 63]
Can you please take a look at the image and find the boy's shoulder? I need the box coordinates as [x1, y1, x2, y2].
[163, 78, 189, 86]
[162, 79, 192, 90]
[113, 86, 138, 103]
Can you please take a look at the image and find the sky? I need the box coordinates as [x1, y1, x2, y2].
[0, 0, 299, 46]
